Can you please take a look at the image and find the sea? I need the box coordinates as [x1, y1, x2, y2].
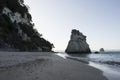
[58, 51, 120, 80]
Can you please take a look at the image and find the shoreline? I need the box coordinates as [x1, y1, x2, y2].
[89, 62, 120, 80]
[63, 52, 120, 80]
[0, 52, 107, 80]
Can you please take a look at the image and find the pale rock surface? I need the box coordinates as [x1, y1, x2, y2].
[65, 29, 91, 53]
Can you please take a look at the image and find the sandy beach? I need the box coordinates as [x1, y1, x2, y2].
[0, 52, 107, 80]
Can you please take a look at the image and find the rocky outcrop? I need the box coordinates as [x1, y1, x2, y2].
[100, 48, 104, 52]
[65, 29, 91, 53]
[0, 0, 54, 51]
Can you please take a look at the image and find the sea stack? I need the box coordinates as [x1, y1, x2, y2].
[65, 29, 91, 53]
[100, 48, 104, 52]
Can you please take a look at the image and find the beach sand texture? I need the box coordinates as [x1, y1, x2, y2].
[0, 52, 107, 80]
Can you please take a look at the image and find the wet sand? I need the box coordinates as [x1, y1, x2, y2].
[0, 52, 107, 80]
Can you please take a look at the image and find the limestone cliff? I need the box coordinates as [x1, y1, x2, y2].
[0, 0, 54, 51]
[65, 29, 91, 53]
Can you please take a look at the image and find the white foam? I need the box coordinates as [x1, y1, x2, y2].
[55, 53, 69, 59]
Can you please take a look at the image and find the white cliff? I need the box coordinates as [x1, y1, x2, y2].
[65, 29, 91, 53]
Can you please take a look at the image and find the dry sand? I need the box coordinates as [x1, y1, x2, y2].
[0, 53, 107, 80]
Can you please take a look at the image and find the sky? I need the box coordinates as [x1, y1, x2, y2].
[24, 0, 120, 51]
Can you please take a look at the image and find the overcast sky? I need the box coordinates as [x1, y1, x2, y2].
[24, 0, 120, 51]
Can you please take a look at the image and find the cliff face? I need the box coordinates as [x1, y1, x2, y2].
[0, 0, 53, 51]
[65, 29, 91, 53]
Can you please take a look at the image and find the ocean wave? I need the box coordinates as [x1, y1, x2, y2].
[102, 61, 120, 66]
[90, 60, 120, 66]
